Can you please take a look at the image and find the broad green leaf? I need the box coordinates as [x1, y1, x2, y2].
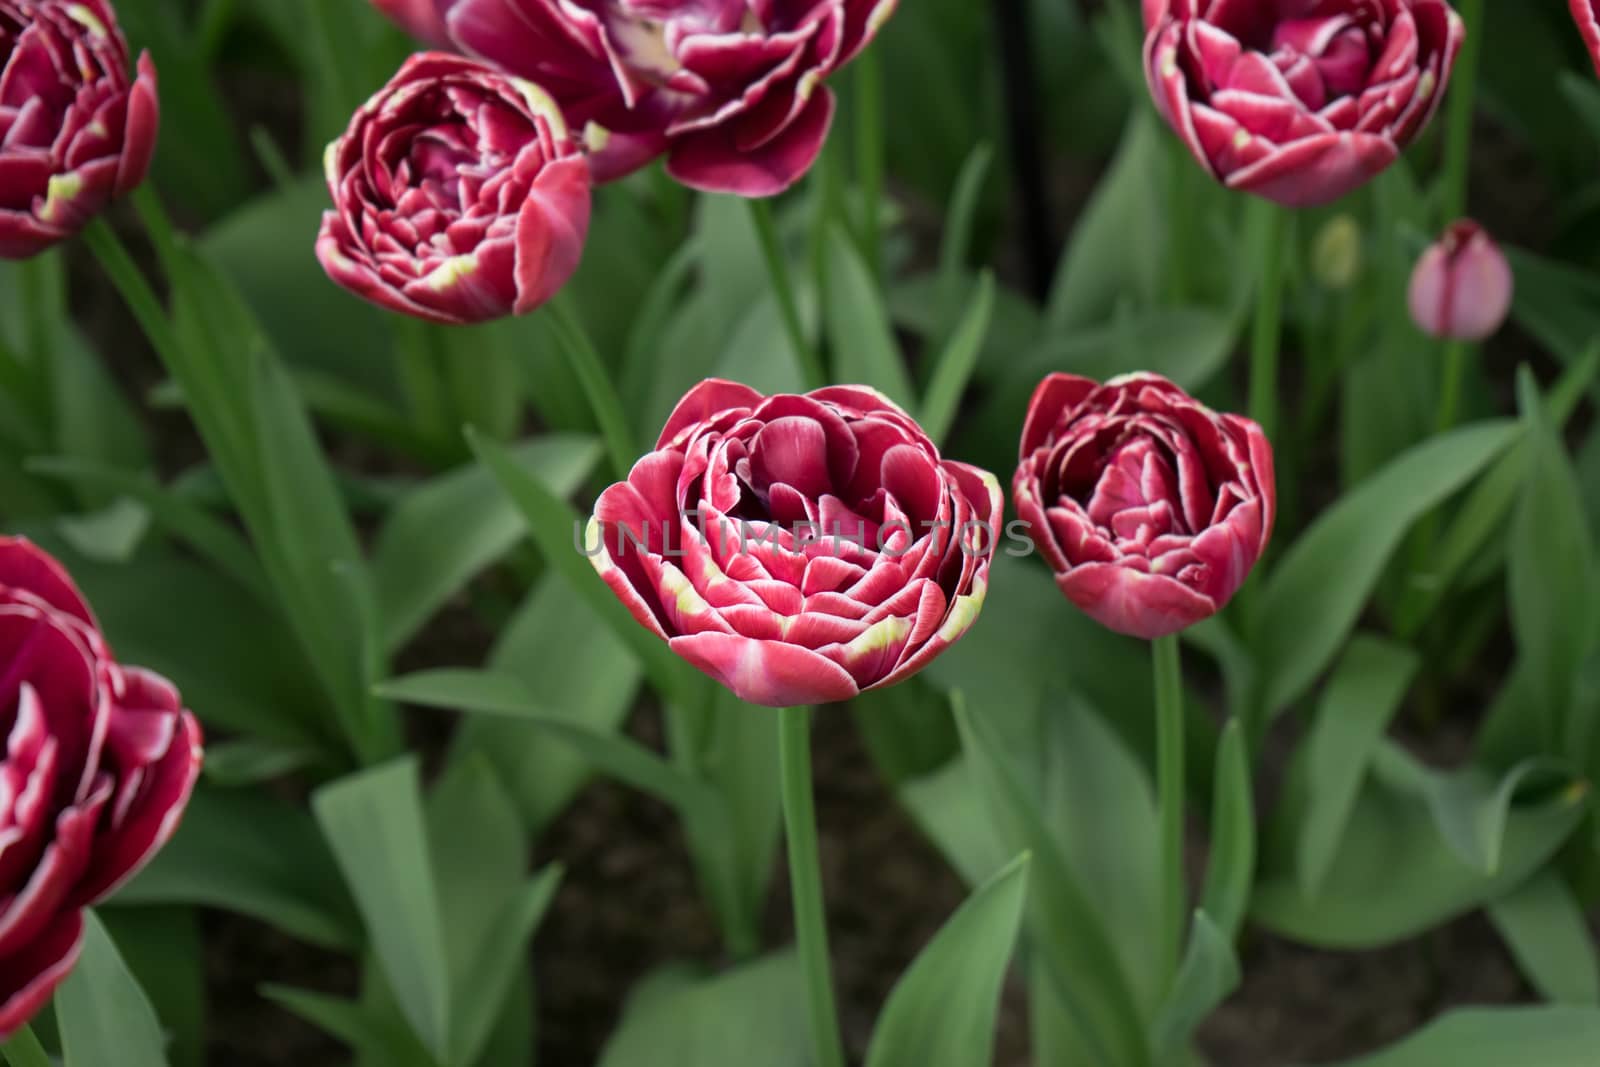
[865, 853, 1030, 1067]
[99, 907, 205, 1067]
[1046, 112, 1166, 330]
[825, 226, 916, 407]
[1487, 871, 1600, 1006]
[373, 435, 600, 651]
[262, 986, 436, 1067]
[920, 272, 995, 445]
[1150, 912, 1240, 1061]
[597, 953, 808, 1067]
[1323, 1006, 1600, 1067]
[1252, 749, 1587, 948]
[1508, 246, 1600, 364]
[901, 756, 1013, 889]
[116, 788, 358, 951]
[467, 428, 699, 705]
[313, 759, 451, 1061]
[450, 572, 641, 832]
[1199, 721, 1254, 942]
[1291, 637, 1418, 897]
[57, 913, 169, 1067]
[378, 670, 717, 822]
[710, 290, 808, 397]
[1509, 368, 1598, 746]
[955, 698, 1149, 1067]
[1256, 420, 1519, 713]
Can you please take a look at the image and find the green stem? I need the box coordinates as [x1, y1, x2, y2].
[1, 1024, 51, 1067]
[546, 294, 637, 478]
[779, 706, 845, 1067]
[82, 220, 188, 374]
[750, 199, 827, 390]
[1434, 339, 1468, 433]
[1440, 0, 1485, 224]
[855, 49, 885, 282]
[1153, 633, 1186, 987]
[1247, 201, 1288, 443]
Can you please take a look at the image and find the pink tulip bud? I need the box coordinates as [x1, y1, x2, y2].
[587, 380, 1000, 707]
[1573, 0, 1600, 77]
[1013, 374, 1276, 640]
[0, 0, 160, 259]
[317, 53, 592, 325]
[1407, 220, 1513, 342]
[0, 538, 203, 1039]
[1142, 0, 1463, 207]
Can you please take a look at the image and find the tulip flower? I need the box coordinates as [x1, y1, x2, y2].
[317, 53, 592, 325]
[0, 0, 159, 259]
[1407, 220, 1512, 342]
[586, 380, 1000, 707]
[1142, 0, 1464, 207]
[367, 0, 897, 196]
[372, 0, 451, 44]
[0, 538, 203, 1037]
[1013, 373, 1275, 640]
[1574, 0, 1600, 77]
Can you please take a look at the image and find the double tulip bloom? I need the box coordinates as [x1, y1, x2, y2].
[587, 381, 1000, 707]
[1013, 374, 1274, 640]
[316, 53, 591, 325]
[1575, 1, 1600, 77]
[371, 0, 896, 196]
[0, 0, 158, 258]
[1143, 0, 1463, 207]
[0, 539, 202, 1037]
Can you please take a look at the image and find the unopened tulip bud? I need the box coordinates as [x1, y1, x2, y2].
[1407, 220, 1513, 342]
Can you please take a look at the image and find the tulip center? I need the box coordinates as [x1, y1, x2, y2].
[1268, 14, 1377, 106]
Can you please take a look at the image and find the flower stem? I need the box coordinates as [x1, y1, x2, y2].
[1440, 0, 1485, 224]
[1, 1025, 51, 1067]
[1247, 200, 1288, 443]
[82, 220, 187, 373]
[1153, 633, 1186, 986]
[1434, 338, 1468, 432]
[855, 49, 885, 282]
[546, 293, 638, 478]
[750, 198, 827, 390]
[779, 706, 845, 1067]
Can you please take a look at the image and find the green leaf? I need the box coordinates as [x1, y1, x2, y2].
[1322, 1006, 1600, 1067]
[864, 853, 1030, 1067]
[1149, 912, 1240, 1061]
[932, 143, 994, 337]
[467, 427, 698, 705]
[1199, 721, 1254, 943]
[1255, 420, 1519, 713]
[378, 670, 717, 822]
[261, 986, 436, 1067]
[201, 738, 319, 787]
[1510, 367, 1598, 746]
[116, 787, 358, 951]
[1291, 636, 1419, 897]
[57, 912, 170, 1067]
[824, 226, 916, 407]
[1487, 871, 1600, 1006]
[313, 759, 452, 1061]
[597, 954, 808, 1067]
[954, 697, 1150, 1067]
[373, 435, 600, 651]
[99, 908, 205, 1067]
[1378, 752, 1567, 876]
[1252, 748, 1588, 948]
[920, 272, 995, 445]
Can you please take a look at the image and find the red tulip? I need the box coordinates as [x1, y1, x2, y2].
[1143, 0, 1463, 207]
[1574, 0, 1600, 77]
[1407, 219, 1512, 342]
[1013, 374, 1275, 640]
[317, 53, 592, 325]
[369, 0, 896, 196]
[0, 538, 202, 1037]
[0, 0, 159, 259]
[587, 380, 1001, 707]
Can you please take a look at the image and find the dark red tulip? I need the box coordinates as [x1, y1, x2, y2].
[1407, 219, 1512, 342]
[1143, 0, 1463, 207]
[0, 0, 159, 259]
[0, 538, 202, 1038]
[317, 53, 592, 325]
[587, 380, 1000, 707]
[1013, 374, 1275, 640]
[367, 0, 897, 196]
[1575, 1, 1600, 77]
